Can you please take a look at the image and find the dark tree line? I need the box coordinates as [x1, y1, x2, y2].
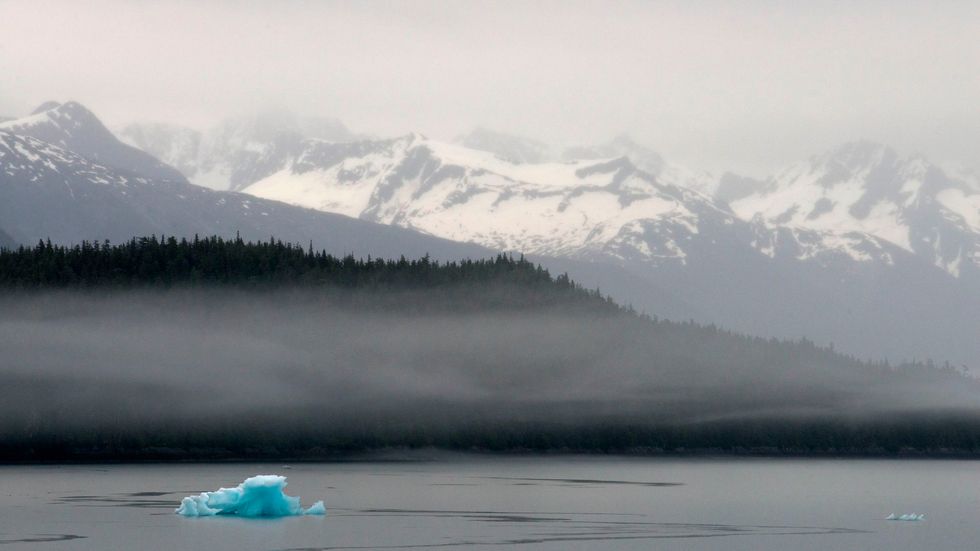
[1, 235, 979, 460]
[0, 234, 606, 299]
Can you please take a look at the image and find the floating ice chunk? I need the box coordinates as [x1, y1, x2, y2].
[304, 500, 326, 515]
[176, 475, 325, 517]
[886, 513, 924, 521]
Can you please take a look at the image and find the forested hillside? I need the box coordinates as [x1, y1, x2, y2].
[0, 237, 978, 460]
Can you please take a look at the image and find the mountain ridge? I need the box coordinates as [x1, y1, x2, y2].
[733, 140, 980, 279]
[119, 116, 978, 280]
[0, 119, 492, 262]
[0, 101, 186, 182]
[4, 101, 977, 367]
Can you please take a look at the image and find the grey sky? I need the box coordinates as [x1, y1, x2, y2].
[1, 0, 978, 176]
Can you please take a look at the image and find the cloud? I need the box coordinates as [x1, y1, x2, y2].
[1, 0, 977, 176]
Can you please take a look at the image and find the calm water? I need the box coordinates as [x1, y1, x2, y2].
[1, 456, 978, 550]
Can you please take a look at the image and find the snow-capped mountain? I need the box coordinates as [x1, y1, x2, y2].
[563, 135, 717, 196]
[0, 106, 490, 261]
[453, 129, 719, 197]
[233, 131, 978, 368]
[0, 101, 185, 182]
[5, 101, 979, 368]
[244, 133, 732, 263]
[732, 141, 980, 279]
[241, 133, 913, 272]
[118, 109, 357, 192]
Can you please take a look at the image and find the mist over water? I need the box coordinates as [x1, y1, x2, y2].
[2, 288, 977, 453]
[0, 2, 977, 548]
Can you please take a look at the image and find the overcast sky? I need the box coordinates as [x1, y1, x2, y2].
[1, 0, 977, 176]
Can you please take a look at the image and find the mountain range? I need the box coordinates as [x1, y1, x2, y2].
[117, 109, 357, 192]
[0, 102, 488, 261]
[1, 101, 977, 368]
[732, 141, 979, 281]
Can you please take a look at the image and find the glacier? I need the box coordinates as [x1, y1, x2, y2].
[175, 475, 325, 517]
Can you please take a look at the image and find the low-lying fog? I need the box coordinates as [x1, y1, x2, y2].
[1, 289, 977, 441]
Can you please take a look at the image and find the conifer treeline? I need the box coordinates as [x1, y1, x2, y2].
[2, 237, 979, 459]
[0, 235, 589, 294]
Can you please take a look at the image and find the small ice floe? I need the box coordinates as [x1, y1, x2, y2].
[176, 475, 324, 517]
[886, 513, 925, 521]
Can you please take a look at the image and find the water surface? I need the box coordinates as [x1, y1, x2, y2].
[1, 456, 976, 550]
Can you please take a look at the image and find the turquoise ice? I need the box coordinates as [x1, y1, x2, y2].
[176, 475, 325, 517]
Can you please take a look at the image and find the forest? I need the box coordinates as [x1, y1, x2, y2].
[0, 236, 978, 460]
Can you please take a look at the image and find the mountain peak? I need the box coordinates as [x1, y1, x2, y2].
[9, 100, 103, 132]
[0, 101, 186, 183]
[46, 101, 104, 128]
[31, 100, 62, 115]
[1, 100, 107, 144]
[58, 100, 97, 116]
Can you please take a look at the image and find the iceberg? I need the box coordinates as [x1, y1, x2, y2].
[175, 475, 325, 517]
[886, 513, 925, 521]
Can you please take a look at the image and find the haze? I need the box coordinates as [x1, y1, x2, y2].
[1, 0, 978, 177]
[2, 290, 976, 444]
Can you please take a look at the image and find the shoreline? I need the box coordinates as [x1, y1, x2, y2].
[5, 446, 980, 465]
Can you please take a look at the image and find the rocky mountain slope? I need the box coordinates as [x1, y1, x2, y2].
[0, 101, 185, 182]
[732, 141, 980, 280]
[26, 103, 979, 367]
[0, 104, 489, 261]
[230, 132, 977, 368]
[238, 134, 918, 272]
